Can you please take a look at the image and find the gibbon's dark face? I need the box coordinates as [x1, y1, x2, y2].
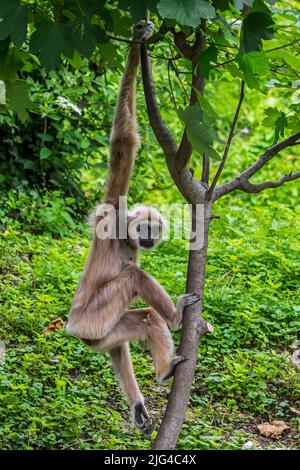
[137, 220, 162, 250]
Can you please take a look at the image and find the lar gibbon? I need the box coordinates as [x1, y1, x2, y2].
[66, 21, 200, 434]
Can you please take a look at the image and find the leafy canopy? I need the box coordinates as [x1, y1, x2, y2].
[0, 0, 298, 151]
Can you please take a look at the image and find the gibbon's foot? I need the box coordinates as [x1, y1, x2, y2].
[176, 293, 201, 328]
[133, 20, 154, 42]
[183, 293, 201, 307]
[132, 401, 156, 435]
[161, 356, 186, 382]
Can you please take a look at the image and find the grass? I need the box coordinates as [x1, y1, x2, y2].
[0, 188, 299, 450]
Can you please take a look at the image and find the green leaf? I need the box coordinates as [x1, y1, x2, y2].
[198, 46, 218, 78]
[262, 107, 287, 142]
[186, 123, 214, 152]
[249, 0, 272, 14]
[119, 0, 159, 21]
[179, 104, 203, 124]
[40, 147, 52, 160]
[178, 104, 220, 158]
[283, 53, 300, 70]
[197, 93, 218, 120]
[233, 0, 254, 10]
[157, 0, 215, 27]
[238, 51, 269, 88]
[85, 0, 107, 18]
[111, 10, 132, 37]
[98, 42, 121, 67]
[227, 62, 243, 78]
[30, 22, 72, 69]
[70, 19, 97, 59]
[6, 80, 33, 122]
[244, 51, 269, 74]
[0, 0, 28, 47]
[212, 0, 230, 12]
[240, 12, 275, 53]
[0, 49, 24, 83]
[262, 107, 280, 126]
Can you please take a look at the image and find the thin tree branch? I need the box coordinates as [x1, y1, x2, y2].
[265, 37, 300, 53]
[167, 61, 181, 116]
[170, 57, 190, 101]
[140, 45, 178, 162]
[211, 57, 235, 69]
[172, 30, 194, 60]
[207, 80, 245, 199]
[150, 53, 181, 60]
[213, 131, 300, 200]
[237, 171, 300, 193]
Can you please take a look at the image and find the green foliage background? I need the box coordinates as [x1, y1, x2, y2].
[0, 0, 299, 450]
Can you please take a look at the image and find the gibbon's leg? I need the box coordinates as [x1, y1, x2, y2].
[105, 21, 154, 208]
[85, 307, 174, 434]
[109, 342, 155, 434]
[90, 308, 174, 381]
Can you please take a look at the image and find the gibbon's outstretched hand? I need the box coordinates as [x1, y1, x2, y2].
[66, 21, 203, 434]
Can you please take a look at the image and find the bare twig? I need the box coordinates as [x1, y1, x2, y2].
[106, 35, 145, 44]
[213, 131, 300, 200]
[234, 171, 300, 193]
[266, 38, 300, 54]
[150, 53, 181, 60]
[167, 62, 181, 116]
[207, 80, 245, 199]
[171, 58, 190, 101]
[201, 153, 210, 184]
[211, 57, 235, 69]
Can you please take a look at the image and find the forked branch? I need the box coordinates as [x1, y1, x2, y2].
[141, 44, 206, 203]
[213, 131, 300, 200]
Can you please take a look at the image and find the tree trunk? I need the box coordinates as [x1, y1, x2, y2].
[152, 201, 212, 449]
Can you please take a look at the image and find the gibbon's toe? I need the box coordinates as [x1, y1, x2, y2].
[141, 417, 156, 436]
[184, 293, 201, 307]
[132, 401, 156, 435]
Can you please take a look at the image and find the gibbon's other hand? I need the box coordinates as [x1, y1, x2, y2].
[132, 401, 156, 435]
[133, 20, 154, 42]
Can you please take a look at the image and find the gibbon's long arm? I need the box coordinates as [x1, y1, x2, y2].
[104, 22, 153, 207]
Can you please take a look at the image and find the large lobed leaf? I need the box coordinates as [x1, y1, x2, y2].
[0, 0, 28, 47]
[157, 0, 215, 27]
